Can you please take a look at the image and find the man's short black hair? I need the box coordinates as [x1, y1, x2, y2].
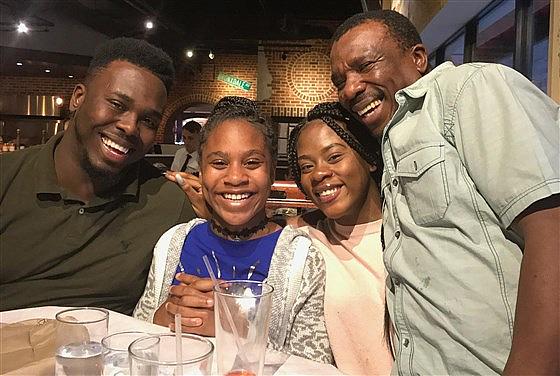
[333, 10, 422, 51]
[182, 120, 201, 133]
[87, 37, 175, 93]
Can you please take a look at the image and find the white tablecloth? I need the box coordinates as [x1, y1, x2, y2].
[0, 306, 342, 376]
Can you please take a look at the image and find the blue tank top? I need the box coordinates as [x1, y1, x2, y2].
[172, 222, 282, 284]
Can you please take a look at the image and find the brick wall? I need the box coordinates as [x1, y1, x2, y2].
[260, 39, 337, 118]
[0, 76, 76, 106]
[2, 39, 337, 143]
[161, 39, 337, 142]
[160, 53, 259, 141]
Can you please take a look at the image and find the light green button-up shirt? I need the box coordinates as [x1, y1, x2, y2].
[381, 62, 559, 375]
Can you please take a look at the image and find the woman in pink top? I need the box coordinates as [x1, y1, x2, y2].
[287, 102, 393, 375]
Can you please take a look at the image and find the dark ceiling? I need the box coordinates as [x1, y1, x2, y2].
[1, 0, 381, 77]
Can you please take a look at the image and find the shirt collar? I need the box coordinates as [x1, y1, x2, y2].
[34, 131, 64, 195]
[34, 131, 141, 203]
[382, 62, 456, 140]
[399, 61, 455, 99]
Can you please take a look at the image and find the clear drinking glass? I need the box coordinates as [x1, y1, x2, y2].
[214, 280, 274, 376]
[128, 333, 214, 375]
[54, 307, 109, 376]
[102, 331, 148, 376]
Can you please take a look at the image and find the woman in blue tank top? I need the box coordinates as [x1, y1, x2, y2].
[134, 96, 333, 364]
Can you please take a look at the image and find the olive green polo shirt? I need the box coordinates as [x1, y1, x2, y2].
[0, 132, 195, 315]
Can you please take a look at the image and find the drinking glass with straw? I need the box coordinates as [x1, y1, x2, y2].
[204, 255, 274, 376]
[128, 331, 214, 375]
[202, 255, 248, 364]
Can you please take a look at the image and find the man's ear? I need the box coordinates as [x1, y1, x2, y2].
[411, 44, 428, 75]
[69, 84, 86, 111]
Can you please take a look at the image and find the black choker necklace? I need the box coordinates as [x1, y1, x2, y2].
[210, 219, 269, 241]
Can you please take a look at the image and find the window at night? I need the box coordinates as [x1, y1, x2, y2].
[474, 0, 515, 67]
[531, 0, 550, 92]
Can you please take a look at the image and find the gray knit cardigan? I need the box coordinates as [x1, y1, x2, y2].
[133, 219, 333, 364]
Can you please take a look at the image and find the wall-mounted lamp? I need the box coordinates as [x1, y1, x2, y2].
[55, 97, 64, 106]
[145, 20, 154, 29]
[208, 51, 215, 60]
[186, 50, 194, 58]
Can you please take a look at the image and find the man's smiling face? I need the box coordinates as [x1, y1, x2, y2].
[70, 60, 166, 176]
[331, 21, 427, 138]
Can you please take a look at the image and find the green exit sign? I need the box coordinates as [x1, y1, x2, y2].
[217, 72, 252, 91]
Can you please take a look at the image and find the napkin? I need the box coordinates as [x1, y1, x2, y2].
[0, 319, 56, 374]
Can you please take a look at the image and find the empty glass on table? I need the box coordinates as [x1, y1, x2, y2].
[102, 331, 148, 376]
[128, 333, 214, 375]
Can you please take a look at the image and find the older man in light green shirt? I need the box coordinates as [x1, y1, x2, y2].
[331, 10, 559, 376]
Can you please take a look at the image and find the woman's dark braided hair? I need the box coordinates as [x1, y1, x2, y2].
[287, 101, 382, 193]
[199, 96, 278, 163]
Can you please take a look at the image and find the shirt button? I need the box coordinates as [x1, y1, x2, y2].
[78, 208, 85, 215]
[395, 230, 401, 238]
[403, 338, 410, 347]
[392, 178, 398, 187]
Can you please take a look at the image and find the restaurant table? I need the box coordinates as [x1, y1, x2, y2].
[1, 306, 342, 376]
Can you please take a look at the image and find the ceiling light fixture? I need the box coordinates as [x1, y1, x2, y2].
[145, 20, 154, 29]
[16, 62, 23, 66]
[208, 51, 214, 60]
[186, 50, 194, 58]
[17, 21, 29, 33]
[68, 75, 74, 78]
[45, 69, 51, 73]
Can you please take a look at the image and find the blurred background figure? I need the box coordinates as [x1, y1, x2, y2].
[171, 120, 201, 174]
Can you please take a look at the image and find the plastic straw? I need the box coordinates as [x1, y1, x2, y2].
[202, 255, 249, 364]
[175, 313, 183, 375]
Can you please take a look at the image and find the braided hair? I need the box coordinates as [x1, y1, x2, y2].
[287, 102, 382, 193]
[199, 96, 278, 163]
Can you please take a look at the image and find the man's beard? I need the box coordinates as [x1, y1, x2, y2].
[73, 121, 121, 188]
[79, 149, 121, 188]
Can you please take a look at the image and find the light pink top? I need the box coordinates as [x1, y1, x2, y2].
[303, 219, 393, 375]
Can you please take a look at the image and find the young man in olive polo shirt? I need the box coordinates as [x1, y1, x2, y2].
[0, 38, 195, 315]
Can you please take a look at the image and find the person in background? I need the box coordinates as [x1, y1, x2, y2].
[287, 102, 393, 375]
[134, 96, 333, 364]
[171, 120, 201, 174]
[0, 38, 196, 315]
[331, 10, 559, 375]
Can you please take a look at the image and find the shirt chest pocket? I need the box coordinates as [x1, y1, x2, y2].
[395, 143, 450, 225]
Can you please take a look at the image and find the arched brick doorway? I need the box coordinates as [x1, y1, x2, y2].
[157, 93, 220, 143]
[161, 102, 214, 144]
